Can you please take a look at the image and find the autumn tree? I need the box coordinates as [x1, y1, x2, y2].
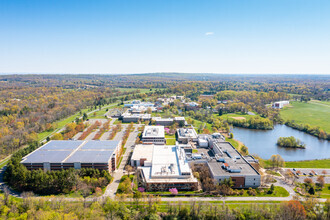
[269, 154, 285, 169]
[280, 200, 306, 220]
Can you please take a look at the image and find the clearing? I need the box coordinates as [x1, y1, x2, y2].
[280, 101, 330, 133]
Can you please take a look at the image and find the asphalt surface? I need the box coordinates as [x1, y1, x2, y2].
[283, 168, 330, 183]
[103, 124, 141, 199]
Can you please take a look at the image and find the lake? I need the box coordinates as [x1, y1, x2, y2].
[232, 124, 330, 161]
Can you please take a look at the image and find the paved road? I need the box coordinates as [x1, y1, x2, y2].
[103, 124, 141, 199]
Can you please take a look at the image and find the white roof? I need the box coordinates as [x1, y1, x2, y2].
[131, 144, 154, 163]
[177, 128, 198, 139]
[151, 145, 191, 178]
[143, 126, 165, 138]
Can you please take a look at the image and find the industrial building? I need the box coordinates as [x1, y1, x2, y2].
[21, 140, 121, 172]
[177, 127, 198, 144]
[133, 144, 198, 191]
[141, 126, 165, 145]
[207, 140, 260, 188]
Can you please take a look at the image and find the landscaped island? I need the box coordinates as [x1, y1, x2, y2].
[276, 136, 306, 148]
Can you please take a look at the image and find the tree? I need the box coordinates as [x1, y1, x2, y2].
[316, 175, 325, 188]
[308, 186, 315, 195]
[280, 200, 306, 220]
[51, 133, 63, 140]
[83, 113, 88, 121]
[103, 197, 119, 220]
[125, 165, 134, 176]
[269, 154, 285, 169]
[268, 184, 275, 194]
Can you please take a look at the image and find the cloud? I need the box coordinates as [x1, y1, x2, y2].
[205, 32, 214, 36]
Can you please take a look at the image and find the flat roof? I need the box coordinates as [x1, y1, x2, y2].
[177, 128, 198, 138]
[139, 145, 198, 183]
[209, 142, 259, 176]
[141, 167, 198, 184]
[131, 144, 154, 163]
[142, 126, 165, 138]
[152, 117, 173, 122]
[21, 140, 120, 164]
[151, 145, 191, 178]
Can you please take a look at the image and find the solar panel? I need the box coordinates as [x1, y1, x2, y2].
[81, 140, 120, 150]
[65, 150, 114, 163]
[23, 151, 72, 163]
[42, 140, 83, 150]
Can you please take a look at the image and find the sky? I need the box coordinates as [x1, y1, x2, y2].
[0, 0, 330, 74]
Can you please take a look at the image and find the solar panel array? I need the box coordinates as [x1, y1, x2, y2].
[22, 140, 120, 164]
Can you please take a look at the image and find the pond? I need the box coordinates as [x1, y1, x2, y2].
[232, 124, 330, 161]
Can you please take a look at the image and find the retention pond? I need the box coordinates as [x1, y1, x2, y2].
[232, 124, 330, 161]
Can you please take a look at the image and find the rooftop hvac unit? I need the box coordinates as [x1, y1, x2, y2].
[229, 169, 241, 173]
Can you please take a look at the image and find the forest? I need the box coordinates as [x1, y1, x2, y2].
[0, 76, 166, 159]
[0, 73, 329, 159]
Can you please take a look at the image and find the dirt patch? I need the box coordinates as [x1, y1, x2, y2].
[231, 116, 246, 120]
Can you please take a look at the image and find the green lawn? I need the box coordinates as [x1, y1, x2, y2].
[0, 157, 10, 169]
[280, 101, 330, 133]
[317, 184, 330, 198]
[219, 113, 256, 120]
[165, 134, 175, 139]
[285, 159, 330, 168]
[231, 186, 289, 197]
[225, 137, 239, 149]
[184, 116, 214, 133]
[166, 138, 176, 145]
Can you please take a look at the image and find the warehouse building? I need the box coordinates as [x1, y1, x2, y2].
[21, 140, 121, 172]
[141, 126, 165, 145]
[133, 144, 198, 191]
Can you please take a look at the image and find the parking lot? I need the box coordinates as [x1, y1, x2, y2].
[283, 168, 330, 183]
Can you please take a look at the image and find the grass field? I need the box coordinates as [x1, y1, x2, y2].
[280, 100, 330, 133]
[318, 184, 330, 198]
[219, 113, 257, 121]
[166, 138, 176, 145]
[285, 159, 330, 168]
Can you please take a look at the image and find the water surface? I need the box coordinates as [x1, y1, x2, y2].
[232, 124, 330, 161]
